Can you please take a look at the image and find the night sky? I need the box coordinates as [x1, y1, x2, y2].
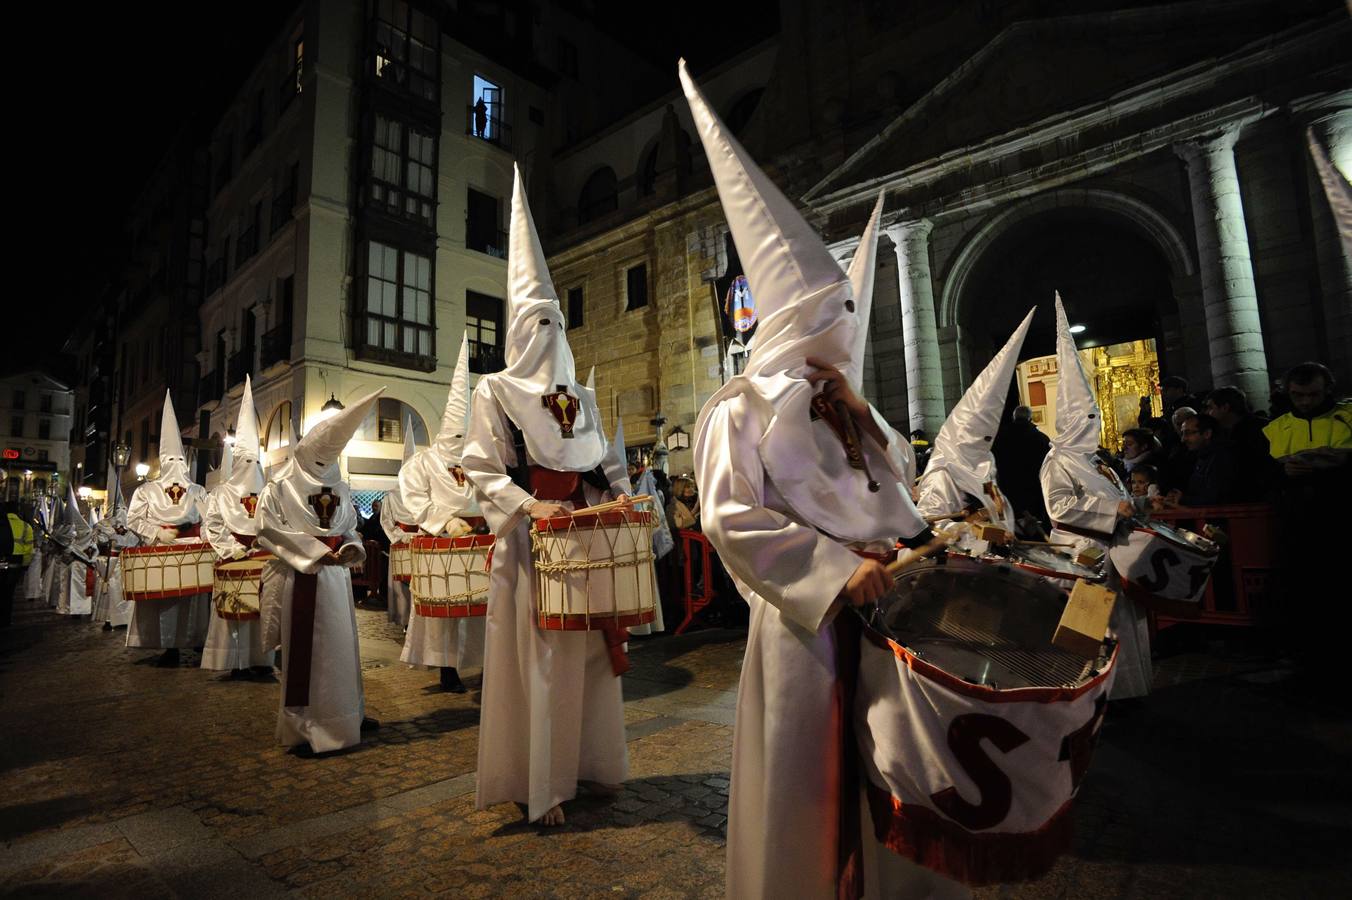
[23, 0, 776, 380]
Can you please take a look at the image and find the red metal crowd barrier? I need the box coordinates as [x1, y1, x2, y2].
[1147, 503, 1277, 631]
[676, 529, 717, 635]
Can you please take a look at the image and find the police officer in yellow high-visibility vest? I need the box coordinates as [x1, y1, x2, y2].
[2, 502, 34, 627]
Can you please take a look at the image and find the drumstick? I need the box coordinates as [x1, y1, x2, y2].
[884, 537, 951, 577]
[924, 510, 970, 524]
[1012, 539, 1077, 549]
[568, 494, 654, 516]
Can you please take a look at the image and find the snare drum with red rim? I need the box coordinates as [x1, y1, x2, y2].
[409, 533, 495, 618]
[1109, 520, 1219, 614]
[122, 542, 216, 601]
[211, 550, 273, 620]
[531, 509, 658, 631]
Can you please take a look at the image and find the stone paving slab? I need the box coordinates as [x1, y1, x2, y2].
[4, 598, 1352, 897]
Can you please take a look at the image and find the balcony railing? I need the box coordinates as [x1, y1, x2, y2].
[261, 326, 291, 369]
[466, 227, 507, 259]
[467, 339, 504, 375]
[466, 106, 511, 151]
[228, 349, 253, 387]
[198, 369, 221, 407]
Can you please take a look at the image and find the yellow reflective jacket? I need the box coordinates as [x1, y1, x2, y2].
[7, 513, 34, 565]
[1263, 400, 1352, 458]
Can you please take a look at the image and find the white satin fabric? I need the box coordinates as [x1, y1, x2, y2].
[200, 474, 274, 671]
[463, 378, 630, 822]
[696, 388, 942, 899]
[124, 477, 212, 650]
[256, 464, 366, 752]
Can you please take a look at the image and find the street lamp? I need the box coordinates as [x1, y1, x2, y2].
[135, 462, 150, 482]
[667, 425, 691, 452]
[112, 442, 131, 513]
[649, 411, 669, 474]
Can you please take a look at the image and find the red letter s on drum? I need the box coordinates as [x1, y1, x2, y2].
[929, 714, 1030, 830]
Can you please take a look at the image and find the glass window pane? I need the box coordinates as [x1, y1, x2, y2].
[368, 242, 381, 273]
[419, 330, 430, 356]
[384, 322, 396, 348]
[367, 317, 379, 346]
[383, 244, 397, 275]
[383, 283, 398, 316]
[403, 329, 415, 353]
[416, 292, 429, 324]
[416, 254, 430, 289]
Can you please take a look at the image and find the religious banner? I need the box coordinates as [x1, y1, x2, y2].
[855, 632, 1117, 885]
[725, 274, 756, 332]
[1110, 520, 1219, 614]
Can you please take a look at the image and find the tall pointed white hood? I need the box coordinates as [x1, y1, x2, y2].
[921, 307, 1035, 517]
[481, 165, 607, 471]
[63, 485, 92, 544]
[1052, 293, 1101, 453]
[680, 59, 857, 379]
[402, 415, 417, 463]
[683, 59, 924, 544]
[292, 389, 385, 487]
[214, 375, 265, 536]
[434, 334, 472, 460]
[843, 192, 885, 390]
[157, 391, 191, 485]
[231, 376, 262, 475]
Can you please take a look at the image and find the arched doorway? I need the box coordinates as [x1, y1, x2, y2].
[952, 205, 1182, 448]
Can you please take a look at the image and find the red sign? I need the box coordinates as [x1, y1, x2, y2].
[1, 449, 19, 460]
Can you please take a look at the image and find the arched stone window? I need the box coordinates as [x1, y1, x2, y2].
[262, 401, 295, 451]
[578, 167, 618, 224]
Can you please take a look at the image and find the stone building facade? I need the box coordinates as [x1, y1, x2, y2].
[545, 0, 1351, 469]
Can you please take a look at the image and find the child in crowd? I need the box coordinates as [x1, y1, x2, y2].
[1129, 463, 1159, 499]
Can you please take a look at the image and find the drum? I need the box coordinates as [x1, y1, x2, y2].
[212, 551, 274, 621]
[122, 542, 215, 601]
[531, 509, 658, 630]
[996, 542, 1105, 584]
[409, 533, 495, 618]
[390, 541, 414, 583]
[853, 555, 1118, 885]
[1109, 520, 1220, 614]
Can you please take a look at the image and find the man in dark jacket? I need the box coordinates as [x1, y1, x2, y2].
[1204, 385, 1273, 499]
[992, 405, 1051, 531]
[1171, 414, 1239, 506]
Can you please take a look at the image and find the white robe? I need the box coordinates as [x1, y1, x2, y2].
[54, 556, 93, 616]
[378, 497, 412, 629]
[626, 468, 667, 637]
[91, 527, 137, 627]
[200, 486, 275, 670]
[1040, 452, 1152, 700]
[24, 546, 44, 600]
[256, 474, 366, 753]
[397, 447, 485, 670]
[463, 378, 629, 822]
[124, 480, 213, 650]
[698, 390, 965, 900]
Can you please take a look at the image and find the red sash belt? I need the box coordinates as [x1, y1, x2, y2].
[396, 522, 419, 533]
[231, 533, 257, 549]
[162, 523, 201, 538]
[85, 565, 97, 598]
[527, 466, 589, 506]
[284, 534, 346, 708]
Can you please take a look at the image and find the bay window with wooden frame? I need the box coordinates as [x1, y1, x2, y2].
[356, 239, 435, 371]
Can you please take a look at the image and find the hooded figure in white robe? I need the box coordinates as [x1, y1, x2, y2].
[53, 486, 96, 616]
[257, 388, 383, 754]
[462, 165, 631, 825]
[680, 62, 960, 900]
[399, 336, 486, 689]
[92, 462, 137, 629]
[916, 308, 1035, 549]
[379, 417, 418, 629]
[1039, 294, 1152, 700]
[125, 393, 212, 660]
[201, 377, 275, 672]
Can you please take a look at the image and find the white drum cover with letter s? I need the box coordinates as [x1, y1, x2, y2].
[855, 633, 1117, 885]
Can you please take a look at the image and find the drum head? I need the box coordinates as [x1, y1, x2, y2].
[864, 556, 1103, 689]
[1002, 543, 1103, 581]
[1143, 520, 1219, 557]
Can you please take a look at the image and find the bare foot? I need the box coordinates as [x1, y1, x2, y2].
[578, 780, 623, 798]
[537, 804, 566, 826]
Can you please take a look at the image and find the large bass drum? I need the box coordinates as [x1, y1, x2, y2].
[853, 555, 1117, 886]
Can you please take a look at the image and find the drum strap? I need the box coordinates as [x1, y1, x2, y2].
[1052, 521, 1115, 543]
[284, 535, 345, 708]
[231, 533, 256, 549]
[163, 523, 201, 538]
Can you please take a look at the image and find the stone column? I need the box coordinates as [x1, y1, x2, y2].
[1303, 102, 1352, 383]
[1174, 128, 1270, 403]
[884, 219, 946, 435]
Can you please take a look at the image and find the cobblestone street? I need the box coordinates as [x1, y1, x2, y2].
[2, 597, 1349, 898]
